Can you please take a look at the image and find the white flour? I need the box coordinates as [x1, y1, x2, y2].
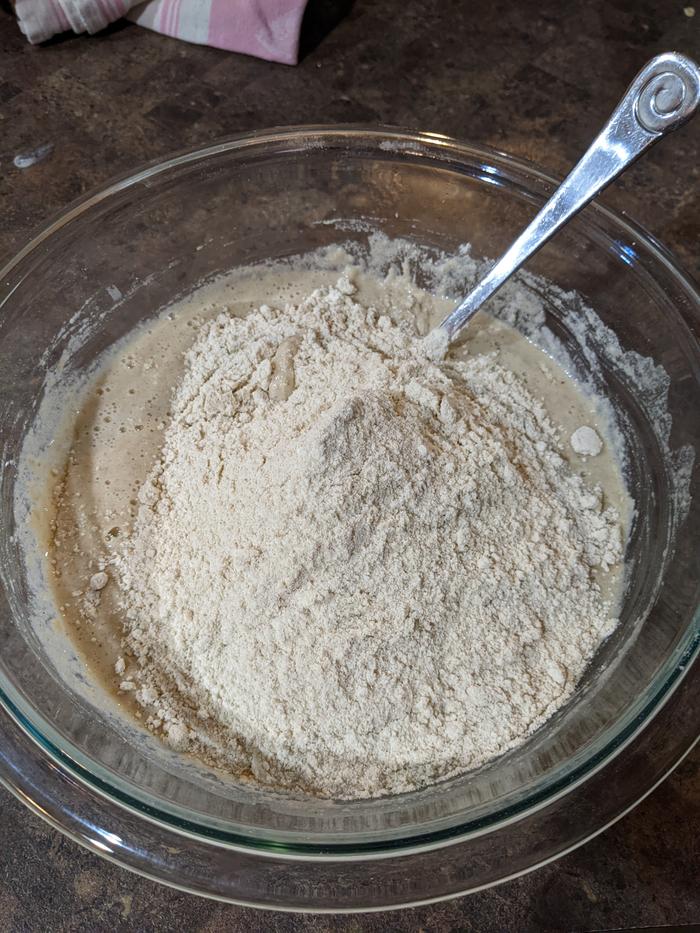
[111, 270, 622, 799]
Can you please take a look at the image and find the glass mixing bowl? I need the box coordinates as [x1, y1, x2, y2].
[0, 127, 698, 911]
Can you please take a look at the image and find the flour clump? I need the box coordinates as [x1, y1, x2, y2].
[113, 275, 622, 799]
[571, 425, 604, 457]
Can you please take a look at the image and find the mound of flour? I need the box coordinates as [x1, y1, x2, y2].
[113, 273, 622, 798]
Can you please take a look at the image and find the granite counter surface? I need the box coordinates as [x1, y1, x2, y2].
[0, 1, 698, 929]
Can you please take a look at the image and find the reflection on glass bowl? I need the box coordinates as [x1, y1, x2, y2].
[0, 127, 698, 910]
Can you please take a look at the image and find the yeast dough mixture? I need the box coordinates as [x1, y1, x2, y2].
[38, 240, 629, 799]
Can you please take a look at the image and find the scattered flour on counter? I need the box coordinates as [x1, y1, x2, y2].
[110, 275, 623, 799]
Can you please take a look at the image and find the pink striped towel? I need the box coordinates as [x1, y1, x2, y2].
[14, 0, 309, 65]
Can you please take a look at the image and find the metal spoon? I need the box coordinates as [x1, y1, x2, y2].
[427, 52, 700, 355]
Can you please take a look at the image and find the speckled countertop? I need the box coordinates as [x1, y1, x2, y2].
[0, 1, 698, 929]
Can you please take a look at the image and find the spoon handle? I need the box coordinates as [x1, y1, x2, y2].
[435, 52, 700, 344]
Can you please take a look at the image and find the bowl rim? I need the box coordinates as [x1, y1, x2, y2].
[0, 697, 697, 910]
[2, 124, 699, 299]
[0, 125, 698, 873]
